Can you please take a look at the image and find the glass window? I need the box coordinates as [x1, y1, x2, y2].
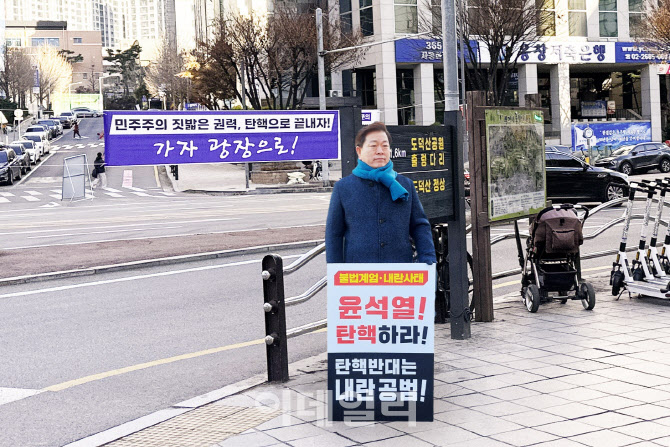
[31, 37, 60, 46]
[629, 0, 644, 38]
[536, 0, 556, 36]
[359, 0, 374, 36]
[568, 0, 587, 36]
[340, 0, 352, 33]
[554, 154, 583, 168]
[0, 152, 7, 163]
[73, 37, 83, 44]
[395, 0, 418, 34]
[599, 0, 617, 37]
[5, 37, 21, 47]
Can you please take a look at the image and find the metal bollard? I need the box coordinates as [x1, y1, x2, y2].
[261, 254, 289, 382]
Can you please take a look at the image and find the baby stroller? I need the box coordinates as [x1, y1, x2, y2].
[514, 204, 596, 313]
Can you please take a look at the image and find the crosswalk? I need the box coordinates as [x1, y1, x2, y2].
[0, 186, 176, 204]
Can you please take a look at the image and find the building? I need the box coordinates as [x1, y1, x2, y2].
[5, 0, 177, 56]
[6, 21, 104, 90]
[332, 0, 666, 145]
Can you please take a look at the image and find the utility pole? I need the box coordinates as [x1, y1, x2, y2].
[241, 54, 249, 189]
[315, 7, 330, 187]
[442, 0, 471, 339]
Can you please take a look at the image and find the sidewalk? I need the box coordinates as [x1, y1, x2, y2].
[96, 276, 670, 447]
[167, 163, 342, 194]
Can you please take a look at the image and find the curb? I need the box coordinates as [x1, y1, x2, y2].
[62, 352, 328, 447]
[181, 185, 334, 196]
[0, 239, 324, 287]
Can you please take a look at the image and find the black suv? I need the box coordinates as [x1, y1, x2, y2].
[594, 142, 670, 175]
[546, 147, 629, 203]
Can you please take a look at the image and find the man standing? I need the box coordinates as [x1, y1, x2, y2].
[73, 121, 81, 139]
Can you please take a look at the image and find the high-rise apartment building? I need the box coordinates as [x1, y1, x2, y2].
[5, 0, 177, 55]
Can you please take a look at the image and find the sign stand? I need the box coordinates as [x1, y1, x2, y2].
[62, 154, 93, 202]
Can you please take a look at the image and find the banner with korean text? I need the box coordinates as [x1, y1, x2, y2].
[327, 263, 435, 422]
[103, 110, 340, 166]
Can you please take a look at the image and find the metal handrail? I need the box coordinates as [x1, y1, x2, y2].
[284, 243, 326, 275]
[287, 319, 328, 339]
[285, 276, 327, 306]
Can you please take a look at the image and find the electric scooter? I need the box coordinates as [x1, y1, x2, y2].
[610, 183, 670, 298]
[641, 179, 670, 278]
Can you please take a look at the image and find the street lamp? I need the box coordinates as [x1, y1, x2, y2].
[68, 82, 83, 111]
[99, 73, 122, 111]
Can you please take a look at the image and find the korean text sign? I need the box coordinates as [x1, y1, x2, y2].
[327, 263, 435, 422]
[572, 121, 651, 157]
[103, 110, 340, 166]
[389, 126, 454, 224]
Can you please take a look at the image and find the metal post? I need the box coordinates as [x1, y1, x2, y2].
[316, 8, 330, 186]
[241, 57, 250, 189]
[262, 254, 289, 382]
[443, 0, 471, 339]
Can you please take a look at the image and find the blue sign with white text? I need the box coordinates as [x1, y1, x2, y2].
[103, 111, 341, 166]
[395, 39, 478, 63]
[572, 121, 652, 159]
[615, 42, 667, 63]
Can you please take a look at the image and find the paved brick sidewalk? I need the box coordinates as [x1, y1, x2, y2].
[103, 276, 670, 447]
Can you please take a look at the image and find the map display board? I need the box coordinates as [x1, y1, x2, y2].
[485, 109, 546, 222]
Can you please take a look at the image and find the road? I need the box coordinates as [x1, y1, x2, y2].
[2, 116, 670, 445]
[0, 248, 328, 446]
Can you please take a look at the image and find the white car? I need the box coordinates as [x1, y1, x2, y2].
[11, 140, 39, 163]
[20, 134, 50, 156]
[24, 125, 51, 141]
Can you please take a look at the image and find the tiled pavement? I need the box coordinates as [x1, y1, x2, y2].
[108, 280, 670, 447]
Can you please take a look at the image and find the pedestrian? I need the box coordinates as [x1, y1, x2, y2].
[73, 121, 81, 139]
[91, 152, 107, 189]
[325, 121, 436, 264]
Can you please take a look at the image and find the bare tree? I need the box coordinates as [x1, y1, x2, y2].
[196, 5, 365, 110]
[144, 39, 190, 108]
[428, 0, 549, 106]
[34, 45, 73, 109]
[1, 47, 33, 107]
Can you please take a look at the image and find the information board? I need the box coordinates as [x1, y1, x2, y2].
[485, 109, 546, 222]
[327, 263, 435, 422]
[103, 110, 340, 166]
[388, 126, 454, 223]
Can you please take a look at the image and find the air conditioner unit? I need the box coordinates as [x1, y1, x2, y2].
[328, 90, 342, 97]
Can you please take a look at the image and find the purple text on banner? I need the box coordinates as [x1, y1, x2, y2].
[103, 110, 341, 166]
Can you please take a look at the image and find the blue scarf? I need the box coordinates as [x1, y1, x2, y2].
[352, 160, 409, 201]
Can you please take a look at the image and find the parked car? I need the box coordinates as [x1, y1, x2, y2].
[546, 147, 630, 203]
[60, 111, 77, 124]
[0, 148, 22, 185]
[20, 133, 50, 156]
[24, 125, 51, 141]
[594, 142, 670, 175]
[12, 140, 39, 163]
[38, 119, 63, 136]
[57, 115, 73, 129]
[72, 107, 100, 118]
[8, 143, 31, 174]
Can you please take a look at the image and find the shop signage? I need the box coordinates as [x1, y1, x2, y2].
[395, 39, 479, 64]
[327, 263, 435, 422]
[103, 110, 341, 166]
[581, 101, 607, 118]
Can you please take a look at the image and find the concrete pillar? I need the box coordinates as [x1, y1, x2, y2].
[376, 57, 398, 125]
[550, 63, 572, 144]
[518, 64, 538, 107]
[331, 71, 343, 94]
[641, 64, 662, 141]
[376, 0, 398, 124]
[414, 63, 435, 125]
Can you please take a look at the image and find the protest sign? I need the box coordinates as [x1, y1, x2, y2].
[327, 263, 435, 422]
